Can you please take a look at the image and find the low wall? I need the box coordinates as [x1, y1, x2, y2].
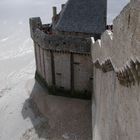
[91, 0, 140, 139]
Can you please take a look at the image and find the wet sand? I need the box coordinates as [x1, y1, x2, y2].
[0, 43, 92, 140]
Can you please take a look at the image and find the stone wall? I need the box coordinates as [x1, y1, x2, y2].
[44, 51, 52, 86]
[30, 15, 94, 98]
[34, 43, 42, 75]
[29, 17, 91, 54]
[74, 54, 93, 92]
[91, 0, 140, 139]
[54, 52, 71, 90]
[34, 40, 93, 97]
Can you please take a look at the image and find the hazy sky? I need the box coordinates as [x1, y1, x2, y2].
[0, 0, 130, 24]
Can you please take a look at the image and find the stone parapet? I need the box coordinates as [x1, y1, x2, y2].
[91, 0, 140, 86]
[29, 17, 42, 39]
[30, 18, 91, 54]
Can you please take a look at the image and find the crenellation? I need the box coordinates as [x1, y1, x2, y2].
[91, 1, 140, 139]
[33, 32, 91, 54]
[29, 17, 42, 38]
[93, 58, 140, 87]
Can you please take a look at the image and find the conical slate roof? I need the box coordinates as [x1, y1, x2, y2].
[55, 0, 107, 35]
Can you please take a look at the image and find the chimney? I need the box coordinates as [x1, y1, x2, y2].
[52, 6, 57, 17]
[61, 4, 65, 10]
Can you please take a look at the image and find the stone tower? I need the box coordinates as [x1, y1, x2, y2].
[29, 0, 107, 99]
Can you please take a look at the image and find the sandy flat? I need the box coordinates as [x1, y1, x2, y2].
[0, 45, 92, 140]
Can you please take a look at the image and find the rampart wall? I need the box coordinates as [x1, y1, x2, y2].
[91, 0, 140, 139]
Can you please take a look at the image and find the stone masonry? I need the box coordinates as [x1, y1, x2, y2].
[91, 0, 140, 139]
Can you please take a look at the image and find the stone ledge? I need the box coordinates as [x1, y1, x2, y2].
[33, 29, 91, 54]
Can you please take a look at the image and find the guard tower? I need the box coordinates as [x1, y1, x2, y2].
[30, 0, 107, 99]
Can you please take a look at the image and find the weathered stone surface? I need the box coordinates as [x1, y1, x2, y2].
[73, 54, 93, 92]
[112, 0, 140, 68]
[30, 13, 93, 97]
[44, 51, 52, 86]
[54, 52, 71, 90]
[92, 0, 140, 140]
[91, 0, 140, 70]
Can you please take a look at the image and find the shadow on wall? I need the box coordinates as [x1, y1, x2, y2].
[21, 80, 92, 140]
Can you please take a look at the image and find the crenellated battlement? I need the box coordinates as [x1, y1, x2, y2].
[91, 1, 140, 140]
[91, 0, 140, 87]
[30, 18, 91, 54]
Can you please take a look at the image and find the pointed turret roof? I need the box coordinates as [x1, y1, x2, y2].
[55, 0, 107, 35]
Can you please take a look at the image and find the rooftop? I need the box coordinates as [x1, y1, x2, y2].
[54, 0, 107, 35]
